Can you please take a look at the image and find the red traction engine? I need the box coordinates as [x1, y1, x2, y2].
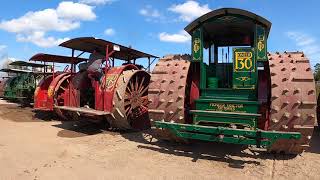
[34, 37, 158, 130]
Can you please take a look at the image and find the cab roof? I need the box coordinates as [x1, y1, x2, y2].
[184, 8, 272, 47]
[59, 37, 158, 61]
[9, 61, 49, 68]
[29, 53, 88, 64]
[0, 68, 49, 74]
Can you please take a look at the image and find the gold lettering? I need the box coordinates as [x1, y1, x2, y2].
[209, 103, 244, 112]
[235, 51, 253, 71]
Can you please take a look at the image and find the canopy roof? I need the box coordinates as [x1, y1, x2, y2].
[59, 37, 158, 61]
[29, 53, 88, 64]
[9, 61, 49, 68]
[184, 8, 272, 47]
[0, 68, 50, 74]
[0, 68, 32, 73]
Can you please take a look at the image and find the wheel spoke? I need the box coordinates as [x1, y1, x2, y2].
[124, 91, 131, 100]
[138, 85, 148, 97]
[130, 81, 134, 92]
[138, 77, 145, 93]
[126, 86, 133, 94]
[135, 76, 139, 92]
[125, 106, 132, 116]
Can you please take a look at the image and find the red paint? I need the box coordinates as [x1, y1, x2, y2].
[100, 64, 138, 112]
[34, 75, 54, 110]
[34, 72, 70, 111]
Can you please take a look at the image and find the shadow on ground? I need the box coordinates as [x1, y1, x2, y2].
[120, 128, 318, 168]
[307, 126, 320, 154]
[52, 120, 108, 138]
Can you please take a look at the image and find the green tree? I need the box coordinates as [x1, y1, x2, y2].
[314, 63, 320, 81]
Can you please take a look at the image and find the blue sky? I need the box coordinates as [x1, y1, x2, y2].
[0, 0, 319, 69]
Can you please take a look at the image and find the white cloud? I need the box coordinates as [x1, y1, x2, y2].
[0, 1, 96, 47]
[159, 30, 190, 43]
[79, 0, 115, 5]
[17, 31, 69, 48]
[139, 6, 161, 18]
[168, 0, 211, 22]
[57, 1, 96, 21]
[286, 31, 320, 65]
[0, 9, 80, 33]
[104, 28, 115, 36]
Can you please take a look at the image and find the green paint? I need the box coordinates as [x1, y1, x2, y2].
[255, 25, 267, 61]
[192, 28, 203, 62]
[232, 48, 257, 90]
[155, 122, 301, 147]
[3, 73, 40, 102]
[156, 10, 302, 149]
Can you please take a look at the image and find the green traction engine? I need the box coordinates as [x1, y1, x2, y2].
[148, 8, 317, 154]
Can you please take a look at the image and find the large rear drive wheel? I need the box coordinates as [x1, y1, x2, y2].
[268, 52, 317, 154]
[148, 54, 199, 140]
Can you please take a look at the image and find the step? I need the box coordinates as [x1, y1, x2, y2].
[54, 106, 110, 116]
[201, 88, 256, 100]
[190, 110, 260, 128]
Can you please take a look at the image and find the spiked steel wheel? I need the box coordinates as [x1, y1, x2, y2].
[268, 52, 317, 154]
[107, 69, 150, 130]
[148, 54, 194, 140]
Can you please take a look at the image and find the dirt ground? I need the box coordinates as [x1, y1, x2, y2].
[0, 99, 320, 180]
